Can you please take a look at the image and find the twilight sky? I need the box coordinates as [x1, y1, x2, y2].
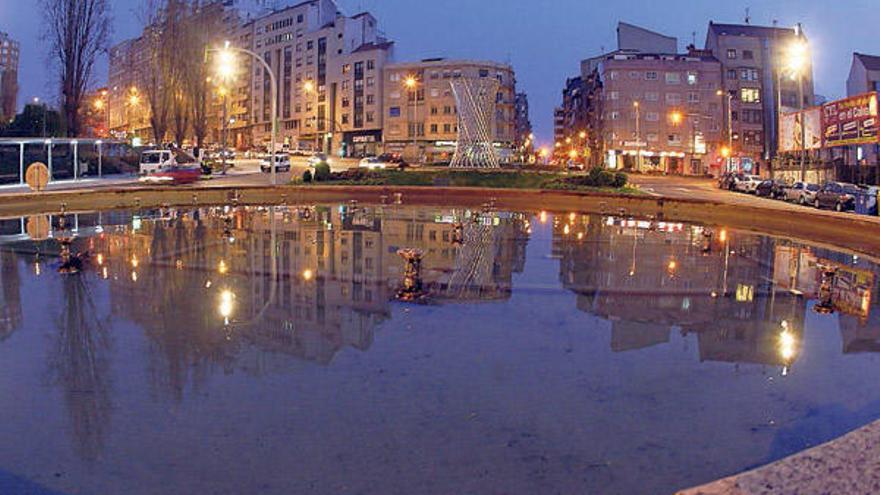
[1, 0, 877, 144]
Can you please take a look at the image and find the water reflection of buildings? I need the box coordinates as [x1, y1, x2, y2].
[553, 214, 811, 368]
[76, 206, 530, 387]
[0, 250, 22, 341]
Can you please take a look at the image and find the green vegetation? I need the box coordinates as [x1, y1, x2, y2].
[293, 167, 636, 193]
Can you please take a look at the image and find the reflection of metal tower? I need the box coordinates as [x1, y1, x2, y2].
[450, 78, 500, 169]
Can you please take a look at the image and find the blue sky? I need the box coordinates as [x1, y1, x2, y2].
[1, 0, 877, 144]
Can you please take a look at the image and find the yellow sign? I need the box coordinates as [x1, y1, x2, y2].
[25, 162, 50, 192]
[25, 216, 50, 240]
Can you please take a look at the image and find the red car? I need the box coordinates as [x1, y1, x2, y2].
[140, 165, 203, 185]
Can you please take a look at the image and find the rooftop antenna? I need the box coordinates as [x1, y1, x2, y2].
[744, 7, 751, 24]
[691, 31, 696, 46]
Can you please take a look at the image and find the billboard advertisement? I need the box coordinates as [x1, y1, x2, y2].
[822, 92, 879, 147]
[779, 107, 822, 152]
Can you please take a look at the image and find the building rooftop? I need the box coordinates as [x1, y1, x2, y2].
[386, 58, 513, 71]
[351, 41, 394, 53]
[855, 53, 880, 71]
[708, 21, 799, 38]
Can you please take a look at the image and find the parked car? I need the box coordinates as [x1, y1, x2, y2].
[783, 182, 820, 205]
[755, 179, 788, 198]
[139, 150, 175, 175]
[815, 182, 862, 211]
[260, 154, 291, 173]
[307, 153, 331, 168]
[734, 175, 762, 193]
[865, 186, 879, 215]
[719, 172, 740, 190]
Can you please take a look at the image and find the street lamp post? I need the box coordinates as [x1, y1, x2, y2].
[33, 97, 47, 138]
[404, 76, 419, 163]
[633, 101, 641, 172]
[782, 30, 810, 181]
[211, 41, 278, 185]
[717, 89, 733, 173]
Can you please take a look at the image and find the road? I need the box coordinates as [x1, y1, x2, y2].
[628, 173, 880, 224]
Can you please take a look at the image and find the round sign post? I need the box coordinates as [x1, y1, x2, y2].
[25, 162, 50, 192]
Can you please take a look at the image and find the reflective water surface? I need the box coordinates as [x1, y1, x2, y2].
[1, 204, 879, 495]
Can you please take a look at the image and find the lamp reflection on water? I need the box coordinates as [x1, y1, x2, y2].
[219, 290, 235, 325]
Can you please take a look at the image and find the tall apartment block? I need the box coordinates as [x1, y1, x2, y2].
[0, 31, 20, 123]
[705, 22, 814, 173]
[236, 0, 394, 155]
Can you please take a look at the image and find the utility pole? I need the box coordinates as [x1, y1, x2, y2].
[634, 101, 641, 172]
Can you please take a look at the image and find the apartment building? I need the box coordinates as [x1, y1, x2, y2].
[597, 49, 724, 175]
[514, 92, 532, 149]
[847, 53, 880, 96]
[382, 59, 517, 163]
[0, 31, 20, 122]
[705, 22, 815, 173]
[239, 0, 394, 155]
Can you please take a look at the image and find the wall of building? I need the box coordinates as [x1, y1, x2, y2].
[382, 59, 516, 163]
[597, 52, 724, 175]
[0, 32, 20, 122]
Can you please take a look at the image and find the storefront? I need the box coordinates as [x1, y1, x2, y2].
[343, 130, 383, 158]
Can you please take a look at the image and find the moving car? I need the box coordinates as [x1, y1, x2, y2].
[260, 154, 291, 173]
[139, 150, 175, 175]
[376, 153, 409, 169]
[359, 157, 387, 170]
[783, 182, 820, 205]
[814, 182, 862, 211]
[307, 153, 331, 168]
[733, 175, 762, 193]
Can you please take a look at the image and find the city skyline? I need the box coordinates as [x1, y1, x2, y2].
[1, 0, 878, 144]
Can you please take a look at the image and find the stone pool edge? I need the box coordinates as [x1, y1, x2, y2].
[677, 420, 880, 494]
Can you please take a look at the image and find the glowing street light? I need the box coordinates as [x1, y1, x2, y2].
[404, 76, 418, 89]
[669, 111, 683, 125]
[303, 80, 315, 93]
[578, 130, 587, 139]
[785, 40, 809, 79]
[208, 41, 278, 184]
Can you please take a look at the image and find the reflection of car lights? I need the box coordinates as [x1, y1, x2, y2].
[219, 290, 234, 319]
[779, 329, 796, 361]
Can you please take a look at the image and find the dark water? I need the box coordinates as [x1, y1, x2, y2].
[0, 205, 879, 495]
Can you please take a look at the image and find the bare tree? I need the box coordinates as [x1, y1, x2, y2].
[42, 0, 112, 137]
[185, 3, 224, 149]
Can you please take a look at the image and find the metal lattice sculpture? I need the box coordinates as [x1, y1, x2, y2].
[450, 78, 500, 169]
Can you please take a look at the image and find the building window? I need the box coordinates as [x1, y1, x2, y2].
[366, 94, 374, 105]
[390, 91, 401, 99]
[479, 69, 489, 77]
[646, 71, 658, 80]
[610, 111, 620, 120]
[608, 91, 619, 100]
[629, 71, 640, 79]
[430, 124, 438, 133]
[647, 133, 658, 142]
[367, 60, 375, 70]
[668, 134, 682, 145]
[726, 49, 737, 59]
[341, 114, 349, 124]
[645, 112, 659, 122]
[342, 64, 351, 74]
[665, 72, 680, 84]
[609, 71, 619, 80]
[740, 68, 759, 81]
[687, 92, 700, 104]
[443, 123, 451, 133]
[687, 72, 698, 85]
[389, 106, 401, 117]
[645, 92, 659, 102]
[390, 73, 400, 82]
[366, 111, 374, 123]
[342, 97, 350, 107]
[740, 88, 761, 103]
[665, 93, 681, 105]
[743, 50, 754, 60]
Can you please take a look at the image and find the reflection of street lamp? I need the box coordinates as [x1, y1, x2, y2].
[210, 41, 278, 184]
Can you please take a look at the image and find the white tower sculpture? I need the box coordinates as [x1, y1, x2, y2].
[449, 78, 500, 169]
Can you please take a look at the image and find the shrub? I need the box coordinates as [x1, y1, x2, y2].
[313, 163, 331, 181]
[587, 167, 615, 187]
[302, 169, 312, 183]
[612, 171, 628, 188]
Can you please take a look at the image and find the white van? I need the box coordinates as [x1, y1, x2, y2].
[139, 150, 174, 175]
